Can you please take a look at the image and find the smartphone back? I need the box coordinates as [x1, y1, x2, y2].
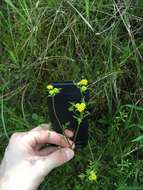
[47, 81, 89, 148]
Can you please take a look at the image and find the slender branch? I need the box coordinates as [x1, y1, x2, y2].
[51, 96, 71, 147]
[73, 121, 81, 145]
[52, 96, 62, 130]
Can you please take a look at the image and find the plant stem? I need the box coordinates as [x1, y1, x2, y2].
[51, 96, 72, 147]
[72, 114, 83, 147]
[73, 121, 81, 145]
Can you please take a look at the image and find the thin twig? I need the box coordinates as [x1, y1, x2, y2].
[51, 96, 71, 147]
[73, 121, 81, 145]
[52, 96, 63, 130]
[88, 72, 118, 88]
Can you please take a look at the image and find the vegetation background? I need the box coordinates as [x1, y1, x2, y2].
[0, 0, 143, 189]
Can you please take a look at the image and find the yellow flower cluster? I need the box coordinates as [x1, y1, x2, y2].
[81, 86, 87, 92]
[88, 171, 97, 182]
[78, 79, 88, 86]
[75, 102, 86, 112]
[46, 84, 60, 96]
[77, 79, 88, 93]
[47, 84, 53, 90]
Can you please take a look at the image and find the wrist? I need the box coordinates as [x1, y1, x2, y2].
[0, 160, 40, 190]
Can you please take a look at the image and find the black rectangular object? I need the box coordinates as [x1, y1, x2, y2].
[47, 81, 89, 148]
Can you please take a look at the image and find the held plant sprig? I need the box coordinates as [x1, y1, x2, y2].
[69, 79, 90, 145]
[68, 100, 89, 145]
[46, 83, 62, 132]
[46, 79, 90, 147]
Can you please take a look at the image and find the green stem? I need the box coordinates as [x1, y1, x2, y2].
[73, 121, 81, 144]
[52, 96, 71, 147]
[72, 113, 83, 146]
[52, 96, 62, 130]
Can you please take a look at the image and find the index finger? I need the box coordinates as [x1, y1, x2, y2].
[24, 130, 73, 148]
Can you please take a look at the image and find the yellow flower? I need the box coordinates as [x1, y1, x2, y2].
[47, 84, 54, 90]
[49, 88, 60, 96]
[81, 86, 87, 92]
[75, 103, 80, 108]
[78, 79, 88, 86]
[53, 88, 60, 94]
[88, 171, 97, 182]
[49, 89, 55, 95]
[75, 102, 86, 112]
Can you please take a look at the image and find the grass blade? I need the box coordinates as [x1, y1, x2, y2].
[67, 0, 94, 31]
[4, 0, 29, 25]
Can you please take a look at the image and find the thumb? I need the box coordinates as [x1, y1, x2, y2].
[42, 148, 74, 174]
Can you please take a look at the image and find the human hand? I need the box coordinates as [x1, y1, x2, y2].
[0, 124, 74, 190]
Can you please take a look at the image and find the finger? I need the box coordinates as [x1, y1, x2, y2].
[64, 129, 74, 138]
[31, 123, 52, 132]
[41, 148, 74, 173]
[25, 130, 74, 148]
[37, 146, 59, 156]
[30, 124, 52, 150]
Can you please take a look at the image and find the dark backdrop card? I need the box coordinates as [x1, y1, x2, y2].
[47, 81, 89, 148]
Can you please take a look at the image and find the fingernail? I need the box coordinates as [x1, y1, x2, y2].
[71, 143, 75, 149]
[65, 148, 74, 160]
[65, 129, 74, 137]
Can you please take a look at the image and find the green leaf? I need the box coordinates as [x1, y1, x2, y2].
[117, 185, 142, 190]
[68, 106, 73, 111]
[132, 135, 143, 142]
[32, 113, 39, 120]
[77, 118, 82, 125]
[125, 104, 143, 111]
[127, 124, 143, 130]
[8, 50, 17, 63]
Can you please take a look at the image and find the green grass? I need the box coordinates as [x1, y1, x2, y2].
[1, 0, 143, 189]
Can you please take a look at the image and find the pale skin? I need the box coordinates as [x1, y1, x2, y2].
[0, 124, 75, 190]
